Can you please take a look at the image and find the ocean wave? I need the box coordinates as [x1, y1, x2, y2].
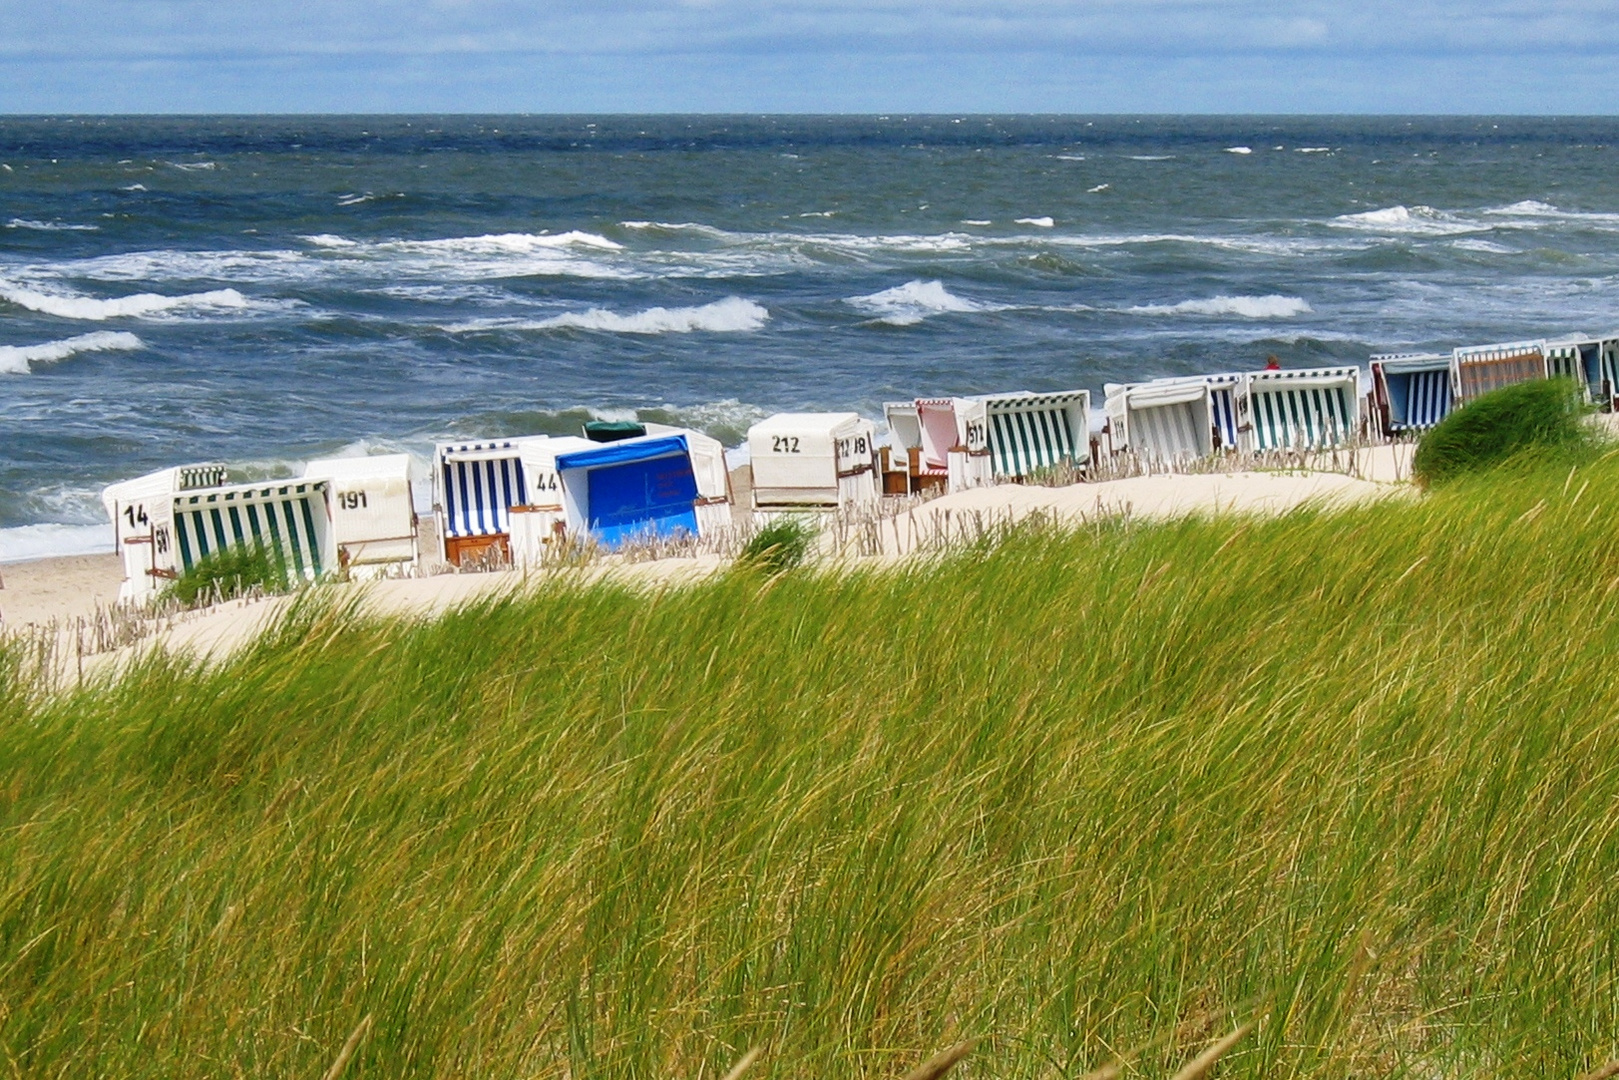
[0, 331, 143, 375]
[1330, 205, 1481, 236]
[386, 230, 624, 254]
[1126, 294, 1312, 319]
[1015, 216, 1055, 228]
[1127, 155, 1175, 161]
[1483, 200, 1619, 227]
[1225, 147, 1253, 155]
[1451, 238, 1517, 254]
[1088, 184, 1110, 194]
[621, 221, 735, 239]
[0, 283, 252, 321]
[1296, 147, 1332, 153]
[848, 280, 1004, 326]
[444, 296, 769, 335]
[0, 522, 115, 564]
[7, 218, 99, 232]
[166, 161, 217, 172]
[1053, 155, 1086, 161]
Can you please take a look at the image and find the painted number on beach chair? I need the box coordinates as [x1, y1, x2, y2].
[772, 436, 801, 453]
[153, 526, 170, 555]
[123, 504, 150, 529]
[338, 491, 369, 511]
[533, 472, 560, 493]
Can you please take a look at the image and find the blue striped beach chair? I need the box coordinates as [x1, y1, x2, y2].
[433, 440, 528, 566]
[1370, 353, 1452, 436]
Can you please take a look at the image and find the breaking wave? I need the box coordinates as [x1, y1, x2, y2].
[444, 296, 769, 335]
[1015, 216, 1055, 228]
[1330, 205, 1480, 236]
[0, 283, 252, 321]
[0, 331, 143, 375]
[1127, 295, 1312, 319]
[7, 218, 99, 231]
[848, 280, 1004, 326]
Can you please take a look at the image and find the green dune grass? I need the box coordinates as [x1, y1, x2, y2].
[5, 452, 1619, 1078]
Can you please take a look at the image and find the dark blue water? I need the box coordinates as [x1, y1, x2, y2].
[4, 115, 1619, 558]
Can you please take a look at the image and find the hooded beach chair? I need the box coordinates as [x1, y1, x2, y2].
[981, 390, 1090, 479]
[1369, 353, 1452, 437]
[1238, 367, 1360, 452]
[433, 439, 531, 566]
[747, 412, 880, 513]
[302, 453, 418, 576]
[1451, 340, 1547, 405]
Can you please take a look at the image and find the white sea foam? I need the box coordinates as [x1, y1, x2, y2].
[7, 218, 99, 231]
[122, 183, 146, 192]
[444, 296, 769, 335]
[0, 331, 143, 375]
[1451, 238, 1517, 254]
[1296, 147, 1333, 153]
[1225, 146, 1253, 155]
[0, 522, 116, 564]
[1483, 200, 1619, 226]
[303, 233, 358, 248]
[338, 193, 379, 206]
[1127, 295, 1312, 319]
[798, 211, 836, 218]
[961, 219, 992, 226]
[1054, 155, 1086, 161]
[390, 230, 624, 254]
[848, 280, 1002, 326]
[1088, 184, 1110, 194]
[1015, 216, 1056, 227]
[0, 283, 252, 321]
[1128, 155, 1175, 161]
[1330, 205, 1480, 236]
[167, 161, 217, 172]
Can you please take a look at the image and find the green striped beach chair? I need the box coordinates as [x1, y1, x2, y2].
[1238, 367, 1361, 452]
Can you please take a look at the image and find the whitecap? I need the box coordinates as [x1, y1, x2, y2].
[443, 296, 769, 335]
[1451, 239, 1516, 254]
[302, 233, 359, 248]
[1330, 204, 1480, 236]
[1126, 295, 1312, 319]
[0, 283, 252, 321]
[1015, 216, 1056, 227]
[1295, 147, 1332, 153]
[1087, 184, 1110, 194]
[798, 211, 836, 218]
[1127, 155, 1175, 161]
[0, 330, 143, 375]
[847, 280, 1002, 326]
[1054, 155, 1086, 161]
[0, 522, 116, 564]
[122, 183, 146, 191]
[390, 230, 624, 253]
[167, 161, 217, 171]
[7, 219, 99, 232]
[961, 219, 992, 226]
[1225, 146, 1253, 154]
[337, 193, 377, 206]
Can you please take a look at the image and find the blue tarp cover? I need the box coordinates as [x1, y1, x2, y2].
[556, 436, 700, 547]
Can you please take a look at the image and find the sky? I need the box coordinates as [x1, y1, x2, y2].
[2, 0, 1618, 114]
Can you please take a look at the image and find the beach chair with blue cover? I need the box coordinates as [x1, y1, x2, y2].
[553, 433, 711, 549]
[1369, 353, 1453, 437]
[1238, 367, 1361, 452]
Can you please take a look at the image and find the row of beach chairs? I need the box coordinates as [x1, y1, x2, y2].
[98, 331, 1617, 604]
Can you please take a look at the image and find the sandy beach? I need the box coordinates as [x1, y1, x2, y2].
[1, 447, 1415, 684]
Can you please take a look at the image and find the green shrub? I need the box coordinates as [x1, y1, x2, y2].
[737, 516, 815, 572]
[1413, 376, 1593, 487]
[165, 543, 285, 606]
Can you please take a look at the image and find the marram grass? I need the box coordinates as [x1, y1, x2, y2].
[7, 455, 1619, 1078]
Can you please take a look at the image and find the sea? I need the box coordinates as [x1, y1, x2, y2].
[3, 115, 1618, 561]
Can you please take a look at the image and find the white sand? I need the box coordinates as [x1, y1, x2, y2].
[8, 451, 1414, 679]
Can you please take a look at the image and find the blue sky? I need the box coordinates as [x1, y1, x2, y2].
[3, 0, 1617, 113]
